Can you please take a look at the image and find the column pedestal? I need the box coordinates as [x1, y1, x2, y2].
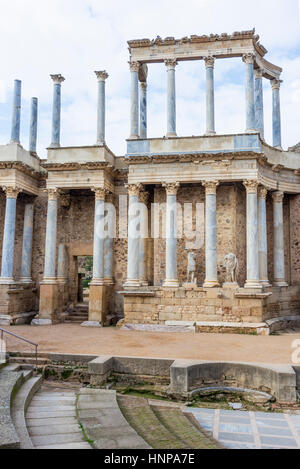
[35, 282, 60, 325]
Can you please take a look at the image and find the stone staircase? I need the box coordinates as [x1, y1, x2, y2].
[65, 303, 89, 324]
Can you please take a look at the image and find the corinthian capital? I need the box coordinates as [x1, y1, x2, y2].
[255, 68, 263, 79]
[129, 61, 140, 73]
[242, 53, 255, 65]
[3, 186, 21, 199]
[44, 188, 61, 201]
[202, 181, 219, 195]
[50, 74, 65, 85]
[92, 187, 108, 201]
[271, 79, 282, 90]
[165, 59, 178, 70]
[243, 180, 259, 194]
[258, 186, 268, 199]
[272, 191, 284, 203]
[163, 182, 180, 196]
[126, 183, 143, 197]
[204, 56, 215, 68]
[95, 70, 109, 81]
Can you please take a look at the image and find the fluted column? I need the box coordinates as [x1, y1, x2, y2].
[139, 81, 147, 139]
[243, 54, 256, 132]
[104, 193, 115, 285]
[255, 69, 264, 138]
[271, 79, 282, 149]
[139, 190, 149, 286]
[29, 97, 38, 153]
[129, 62, 140, 139]
[165, 59, 177, 137]
[10, 80, 21, 144]
[125, 184, 142, 287]
[163, 182, 179, 287]
[272, 191, 288, 287]
[43, 189, 59, 281]
[20, 203, 34, 283]
[50, 74, 65, 148]
[258, 186, 270, 286]
[95, 71, 109, 145]
[204, 57, 216, 135]
[91, 188, 107, 285]
[1, 187, 20, 282]
[203, 181, 219, 288]
[244, 181, 260, 288]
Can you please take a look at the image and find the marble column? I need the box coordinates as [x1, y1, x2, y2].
[124, 184, 142, 287]
[163, 182, 179, 288]
[10, 80, 21, 144]
[29, 98, 38, 153]
[104, 193, 115, 285]
[95, 71, 109, 145]
[1, 187, 20, 282]
[271, 79, 282, 149]
[272, 191, 288, 286]
[44, 189, 59, 281]
[57, 244, 69, 282]
[203, 181, 219, 288]
[258, 186, 270, 286]
[243, 181, 261, 289]
[50, 74, 65, 148]
[255, 69, 264, 138]
[20, 203, 34, 283]
[139, 81, 147, 139]
[165, 59, 178, 137]
[139, 190, 149, 286]
[91, 188, 107, 285]
[204, 57, 216, 135]
[243, 54, 256, 132]
[129, 62, 140, 139]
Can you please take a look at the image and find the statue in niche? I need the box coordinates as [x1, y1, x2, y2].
[187, 251, 197, 284]
[223, 253, 238, 284]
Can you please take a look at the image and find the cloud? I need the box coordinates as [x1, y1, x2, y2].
[0, 0, 299, 157]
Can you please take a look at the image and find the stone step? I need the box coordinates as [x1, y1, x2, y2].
[9, 351, 50, 359]
[9, 357, 49, 366]
[0, 369, 25, 449]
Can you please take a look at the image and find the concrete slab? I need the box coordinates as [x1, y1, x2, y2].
[31, 432, 86, 446]
[28, 424, 81, 436]
[35, 442, 91, 449]
[27, 417, 78, 427]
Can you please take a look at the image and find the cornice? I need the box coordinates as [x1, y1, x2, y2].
[0, 161, 46, 180]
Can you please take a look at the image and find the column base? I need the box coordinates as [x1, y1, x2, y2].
[166, 132, 177, 138]
[96, 140, 105, 146]
[124, 279, 140, 288]
[139, 279, 149, 287]
[0, 277, 15, 285]
[49, 143, 60, 148]
[203, 280, 220, 288]
[31, 319, 53, 326]
[20, 277, 33, 284]
[204, 131, 216, 136]
[129, 134, 139, 140]
[244, 280, 263, 289]
[273, 281, 289, 287]
[163, 279, 180, 288]
[104, 277, 114, 286]
[41, 277, 57, 285]
[274, 146, 283, 151]
[245, 129, 257, 133]
[260, 280, 272, 287]
[90, 278, 105, 286]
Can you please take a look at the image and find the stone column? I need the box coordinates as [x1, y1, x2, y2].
[29, 97, 38, 153]
[203, 181, 219, 288]
[272, 191, 288, 286]
[10, 80, 21, 144]
[243, 54, 256, 132]
[0, 187, 20, 282]
[258, 186, 270, 286]
[91, 188, 106, 285]
[57, 244, 69, 282]
[165, 59, 178, 137]
[95, 71, 109, 145]
[243, 181, 260, 289]
[163, 182, 179, 288]
[255, 69, 264, 138]
[204, 56, 216, 135]
[20, 203, 34, 283]
[104, 193, 115, 285]
[139, 81, 147, 139]
[44, 189, 59, 281]
[124, 184, 142, 287]
[129, 62, 140, 139]
[271, 79, 282, 149]
[50, 74, 65, 148]
[139, 190, 149, 286]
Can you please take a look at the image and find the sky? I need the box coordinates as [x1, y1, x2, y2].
[0, 0, 299, 158]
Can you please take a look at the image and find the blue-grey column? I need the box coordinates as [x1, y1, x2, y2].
[203, 182, 219, 288]
[125, 184, 142, 287]
[165, 59, 177, 137]
[92, 188, 106, 284]
[44, 189, 59, 280]
[57, 244, 68, 281]
[20, 203, 34, 282]
[163, 183, 179, 287]
[139, 82, 147, 139]
[138, 191, 149, 286]
[95, 71, 109, 145]
[1, 187, 20, 281]
[204, 57, 216, 135]
[243, 54, 256, 132]
[258, 187, 269, 286]
[50, 74, 65, 148]
[129, 62, 140, 139]
[29, 98, 38, 153]
[272, 191, 288, 286]
[104, 194, 114, 284]
[255, 69, 264, 138]
[244, 181, 260, 288]
[271, 79, 282, 149]
[10, 80, 21, 144]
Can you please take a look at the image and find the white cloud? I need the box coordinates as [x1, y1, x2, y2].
[0, 0, 299, 157]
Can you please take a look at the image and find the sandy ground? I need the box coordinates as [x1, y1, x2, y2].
[2, 324, 300, 365]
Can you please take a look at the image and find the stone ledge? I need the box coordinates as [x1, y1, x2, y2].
[118, 291, 156, 297]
